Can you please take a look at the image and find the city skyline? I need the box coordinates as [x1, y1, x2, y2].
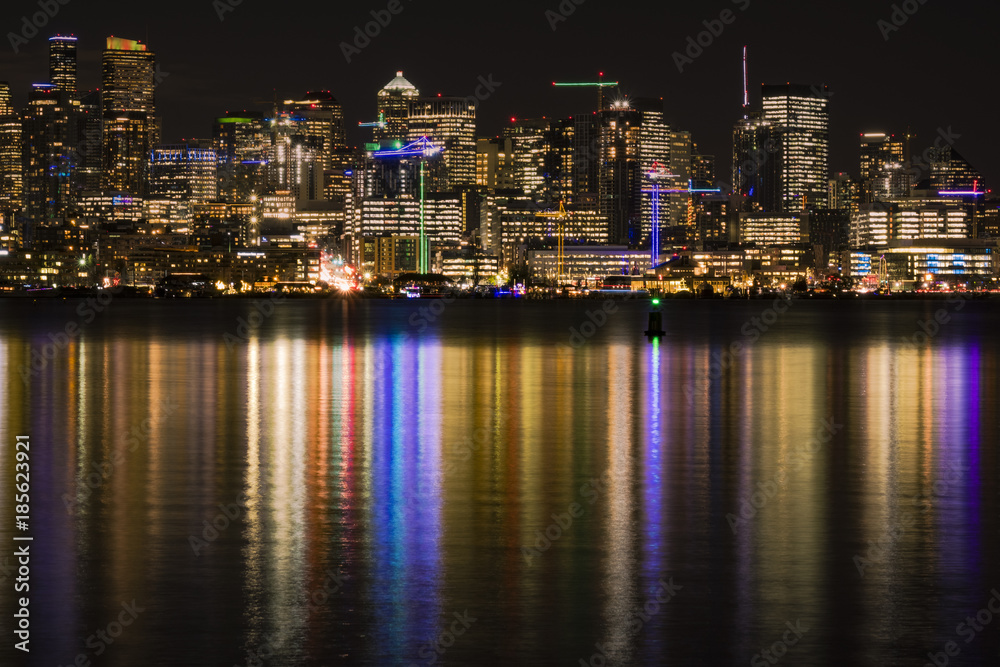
[2, 5, 999, 666]
[1, 0, 997, 294]
[0, 0, 996, 187]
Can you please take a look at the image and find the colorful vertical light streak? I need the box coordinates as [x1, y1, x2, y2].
[602, 345, 636, 663]
[368, 334, 443, 661]
[642, 339, 665, 625]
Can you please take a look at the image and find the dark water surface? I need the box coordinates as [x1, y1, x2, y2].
[1, 298, 998, 666]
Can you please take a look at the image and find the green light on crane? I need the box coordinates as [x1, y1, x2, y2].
[552, 73, 619, 114]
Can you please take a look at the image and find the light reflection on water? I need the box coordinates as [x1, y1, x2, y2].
[0, 299, 997, 666]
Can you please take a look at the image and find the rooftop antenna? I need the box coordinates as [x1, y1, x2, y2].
[742, 45, 749, 117]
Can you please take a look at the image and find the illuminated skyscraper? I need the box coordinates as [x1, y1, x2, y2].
[266, 108, 326, 201]
[691, 145, 715, 187]
[101, 37, 156, 196]
[669, 131, 692, 183]
[73, 90, 103, 196]
[572, 114, 599, 206]
[49, 35, 78, 97]
[0, 82, 23, 218]
[544, 119, 574, 205]
[732, 112, 781, 212]
[283, 91, 348, 165]
[281, 92, 351, 204]
[859, 133, 907, 202]
[503, 118, 548, 200]
[407, 97, 476, 191]
[475, 137, 515, 190]
[597, 100, 641, 244]
[375, 71, 419, 144]
[213, 112, 268, 202]
[634, 98, 672, 247]
[828, 172, 859, 212]
[23, 84, 77, 225]
[666, 130, 693, 228]
[761, 83, 829, 211]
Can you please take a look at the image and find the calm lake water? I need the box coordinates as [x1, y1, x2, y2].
[1, 297, 998, 666]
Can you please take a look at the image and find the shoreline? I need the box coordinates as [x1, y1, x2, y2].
[0, 290, 996, 301]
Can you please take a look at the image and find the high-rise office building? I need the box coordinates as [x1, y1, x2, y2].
[101, 37, 156, 196]
[859, 133, 907, 202]
[761, 83, 830, 211]
[690, 192, 734, 247]
[669, 131, 692, 183]
[691, 146, 715, 186]
[324, 147, 358, 207]
[546, 118, 575, 205]
[282, 91, 351, 205]
[475, 137, 515, 190]
[73, 90, 103, 196]
[0, 82, 23, 218]
[49, 35, 78, 97]
[634, 98, 672, 247]
[572, 114, 599, 207]
[503, 118, 549, 200]
[828, 172, 859, 212]
[283, 91, 348, 166]
[732, 112, 781, 212]
[407, 97, 476, 191]
[102, 37, 156, 117]
[23, 84, 77, 225]
[667, 130, 694, 228]
[266, 107, 327, 201]
[597, 100, 641, 245]
[213, 113, 268, 203]
[268, 92, 351, 204]
[375, 71, 419, 144]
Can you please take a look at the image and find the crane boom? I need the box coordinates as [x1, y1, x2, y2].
[553, 72, 618, 112]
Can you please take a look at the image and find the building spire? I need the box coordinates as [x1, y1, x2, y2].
[742, 45, 749, 116]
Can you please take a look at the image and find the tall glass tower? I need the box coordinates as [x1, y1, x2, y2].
[761, 83, 829, 211]
[859, 133, 906, 202]
[101, 37, 156, 195]
[49, 35, 78, 96]
[0, 82, 23, 218]
[733, 112, 781, 212]
[635, 97, 672, 248]
[407, 97, 476, 191]
[375, 71, 419, 145]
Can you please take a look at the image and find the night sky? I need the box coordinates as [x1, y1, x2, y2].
[2, 0, 997, 188]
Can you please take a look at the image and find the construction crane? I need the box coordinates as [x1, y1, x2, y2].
[248, 90, 280, 118]
[537, 200, 570, 280]
[552, 72, 619, 113]
[370, 137, 442, 274]
[358, 111, 387, 130]
[645, 175, 722, 245]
